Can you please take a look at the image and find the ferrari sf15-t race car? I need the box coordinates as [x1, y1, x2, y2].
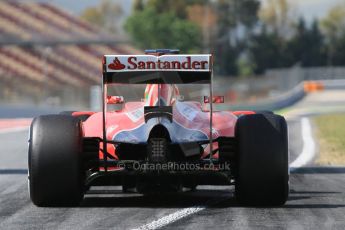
[28, 49, 289, 207]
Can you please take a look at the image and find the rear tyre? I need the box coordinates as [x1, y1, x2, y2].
[28, 115, 85, 207]
[235, 113, 289, 206]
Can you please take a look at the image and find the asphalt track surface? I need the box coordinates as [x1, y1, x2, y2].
[0, 92, 345, 229]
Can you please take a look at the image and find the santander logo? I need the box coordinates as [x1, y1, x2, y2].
[108, 58, 126, 70]
[107, 56, 210, 71]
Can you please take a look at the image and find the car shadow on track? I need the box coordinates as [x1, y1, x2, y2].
[80, 187, 345, 209]
[281, 204, 345, 209]
[291, 167, 345, 174]
[81, 188, 237, 208]
[290, 190, 342, 194]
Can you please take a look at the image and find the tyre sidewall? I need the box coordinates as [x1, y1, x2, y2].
[29, 115, 84, 206]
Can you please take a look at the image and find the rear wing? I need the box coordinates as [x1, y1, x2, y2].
[100, 54, 215, 171]
[102, 54, 212, 84]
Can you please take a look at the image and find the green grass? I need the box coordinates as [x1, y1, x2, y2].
[314, 114, 345, 165]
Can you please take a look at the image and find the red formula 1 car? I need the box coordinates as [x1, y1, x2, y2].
[28, 49, 289, 207]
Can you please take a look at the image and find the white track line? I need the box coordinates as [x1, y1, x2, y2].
[0, 126, 29, 134]
[131, 207, 206, 230]
[132, 117, 316, 230]
[290, 117, 315, 168]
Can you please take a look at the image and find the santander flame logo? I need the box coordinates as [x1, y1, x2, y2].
[108, 57, 126, 70]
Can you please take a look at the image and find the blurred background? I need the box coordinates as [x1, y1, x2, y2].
[0, 0, 345, 111]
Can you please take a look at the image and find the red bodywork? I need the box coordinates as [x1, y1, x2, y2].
[76, 103, 246, 161]
[74, 52, 256, 164]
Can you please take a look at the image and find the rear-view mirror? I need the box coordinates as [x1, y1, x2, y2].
[203, 96, 224, 104]
[107, 96, 124, 104]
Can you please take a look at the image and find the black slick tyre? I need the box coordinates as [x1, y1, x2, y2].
[235, 113, 289, 206]
[28, 115, 85, 207]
